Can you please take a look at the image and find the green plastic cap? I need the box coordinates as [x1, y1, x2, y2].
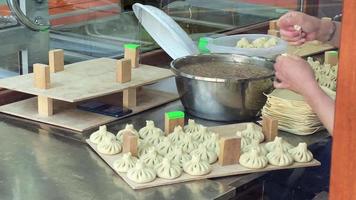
[166, 111, 185, 120]
[198, 37, 210, 54]
[124, 44, 140, 49]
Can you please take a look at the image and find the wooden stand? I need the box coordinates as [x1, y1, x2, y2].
[164, 111, 185, 135]
[37, 96, 53, 116]
[49, 49, 64, 73]
[262, 116, 278, 142]
[33, 63, 50, 89]
[324, 51, 339, 66]
[124, 44, 140, 68]
[122, 131, 138, 157]
[116, 58, 132, 83]
[123, 88, 137, 108]
[218, 136, 241, 166]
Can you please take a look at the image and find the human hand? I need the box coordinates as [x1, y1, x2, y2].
[273, 54, 319, 96]
[278, 11, 322, 45]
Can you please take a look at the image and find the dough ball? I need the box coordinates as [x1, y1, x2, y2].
[97, 136, 122, 155]
[90, 125, 115, 144]
[127, 160, 156, 183]
[288, 142, 313, 163]
[239, 149, 268, 169]
[155, 158, 182, 179]
[113, 152, 138, 173]
[183, 155, 211, 176]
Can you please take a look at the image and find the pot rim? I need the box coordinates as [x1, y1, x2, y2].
[170, 53, 275, 83]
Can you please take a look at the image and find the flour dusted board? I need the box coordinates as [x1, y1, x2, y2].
[86, 123, 320, 189]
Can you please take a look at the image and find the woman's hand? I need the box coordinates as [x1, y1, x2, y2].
[278, 11, 323, 45]
[273, 54, 319, 96]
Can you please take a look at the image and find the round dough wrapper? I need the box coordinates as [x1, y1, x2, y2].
[190, 144, 218, 164]
[192, 126, 212, 143]
[89, 125, 115, 144]
[127, 160, 156, 183]
[113, 152, 138, 173]
[166, 146, 192, 167]
[156, 137, 175, 155]
[140, 147, 163, 168]
[97, 136, 122, 155]
[183, 155, 211, 176]
[239, 149, 268, 169]
[241, 123, 264, 143]
[265, 137, 294, 152]
[203, 133, 220, 155]
[167, 126, 186, 144]
[138, 120, 163, 139]
[288, 142, 313, 163]
[266, 145, 294, 167]
[184, 119, 201, 135]
[242, 140, 268, 156]
[116, 124, 139, 142]
[155, 157, 182, 179]
[180, 135, 199, 153]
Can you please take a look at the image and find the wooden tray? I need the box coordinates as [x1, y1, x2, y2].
[86, 123, 321, 189]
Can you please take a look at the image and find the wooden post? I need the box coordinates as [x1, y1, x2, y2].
[116, 58, 132, 83]
[268, 20, 280, 37]
[329, 0, 356, 199]
[122, 131, 138, 157]
[49, 49, 64, 73]
[38, 96, 53, 116]
[218, 136, 241, 166]
[262, 116, 278, 142]
[164, 111, 185, 135]
[124, 44, 140, 68]
[33, 63, 50, 89]
[324, 51, 338, 66]
[123, 88, 136, 108]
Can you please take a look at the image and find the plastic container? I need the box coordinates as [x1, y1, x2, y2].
[206, 34, 287, 59]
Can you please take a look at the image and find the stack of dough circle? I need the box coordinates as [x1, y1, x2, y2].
[127, 160, 156, 183]
[166, 146, 191, 167]
[113, 152, 138, 172]
[97, 136, 122, 155]
[183, 155, 211, 176]
[239, 149, 268, 169]
[288, 142, 313, 163]
[140, 147, 163, 168]
[190, 144, 218, 164]
[138, 120, 164, 139]
[167, 126, 186, 144]
[184, 119, 201, 135]
[89, 125, 115, 144]
[155, 158, 182, 179]
[116, 124, 139, 142]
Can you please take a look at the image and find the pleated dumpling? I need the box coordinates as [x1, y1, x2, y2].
[242, 140, 268, 156]
[183, 155, 211, 176]
[203, 133, 220, 155]
[241, 123, 264, 143]
[184, 119, 201, 135]
[288, 142, 313, 163]
[252, 37, 268, 48]
[140, 147, 163, 168]
[90, 125, 115, 144]
[144, 130, 164, 146]
[180, 134, 199, 153]
[190, 144, 218, 164]
[239, 149, 268, 169]
[113, 152, 138, 173]
[263, 37, 278, 48]
[127, 160, 156, 183]
[236, 37, 250, 48]
[265, 137, 294, 152]
[236, 131, 253, 149]
[138, 120, 163, 139]
[266, 145, 294, 167]
[166, 146, 191, 167]
[155, 157, 182, 179]
[116, 124, 139, 142]
[97, 136, 122, 155]
[138, 140, 152, 157]
[167, 126, 186, 144]
[192, 126, 212, 143]
[156, 137, 175, 155]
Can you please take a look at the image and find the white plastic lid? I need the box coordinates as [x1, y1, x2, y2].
[133, 3, 199, 59]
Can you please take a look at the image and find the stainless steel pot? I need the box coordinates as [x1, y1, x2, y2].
[171, 54, 274, 121]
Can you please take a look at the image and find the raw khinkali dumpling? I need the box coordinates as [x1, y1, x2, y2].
[156, 137, 175, 155]
[263, 37, 278, 48]
[155, 157, 182, 179]
[184, 119, 201, 135]
[192, 126, 212, 143]
[140, 147, 163, 168]
[113, 152, 138, 172]
[203, 133, 220, 155]
[242, 140, 268, 156]
[183, 155, 211, 176]
[116, 124, 139, 142]
[127, 160, 156, 183]
[166, 146, 192, 167]
[241, 123, 264, 143]
[97, 136, 122, 155]
[138, 140, 152, 157]
[236, 131, 253, 149]
[266, 145, 294, 167]
[190, 144, 218, 164]
[144, 130, 164, 146]
[288, 142, 313, 163]
[265, 137, 294, 152]
[236, 37, 250, 48]
[180, 135, 199, 153]
[138, 120, 163, 139]
[167, 126, 186, 144]
[89, 125, 115, 144]
[239, 149, 268, 169]
[252, 37, 268, 48]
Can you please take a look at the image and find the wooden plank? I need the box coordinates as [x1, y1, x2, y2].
[262, 116, 278, 142]
[0, 58, 174, 102]
[123, 88, 137, 108]
[0, 88, 179, 132]
[86, 122, 321, 189]
[116, 58, 131, 83]
[329, 0, 356, 199]
[124, 47, 139, 68]
[218, 137, 241, 166]
[33, 64, 50, 89]
[122, 132, 138, 157]
[49, 49, 64, 73]
[37, 96, 53, 117]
